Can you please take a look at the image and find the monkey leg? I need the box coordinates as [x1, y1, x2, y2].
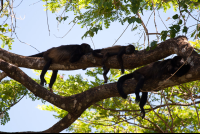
[103, 65, 110, 83]
[102, 52, 118, 68]
[117, 47, 126, 74]
[101, 52, 117, 83]
[49, 70, 58, 93]
[40, 59, 52, 86]
[133, 73, 145, 103]
[139, 92, 148, 119]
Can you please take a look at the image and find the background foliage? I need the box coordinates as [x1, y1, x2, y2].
[1, 0, 200, 133]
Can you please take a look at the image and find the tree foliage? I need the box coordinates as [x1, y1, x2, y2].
[1, 0, 200, 133]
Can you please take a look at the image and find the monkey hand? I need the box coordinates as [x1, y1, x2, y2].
[40, 79, 47, 86]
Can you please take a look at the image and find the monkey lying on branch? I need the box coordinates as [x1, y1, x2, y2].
[92, 44, 136, 83]
[117, 56, 191, 119]
[29, 43, 93, 92]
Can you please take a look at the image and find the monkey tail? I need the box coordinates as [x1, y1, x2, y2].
[139, 92, 148, 119]
[28, 52, 44, 57]
[117, 73, 134, 99]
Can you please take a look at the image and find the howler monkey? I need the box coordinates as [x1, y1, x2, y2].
[92, 44, 135, 83]
[29, 43, 93, 92]
[117, 56, 190, 118]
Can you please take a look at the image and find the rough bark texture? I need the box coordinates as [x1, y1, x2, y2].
[0, 36, 199, 133]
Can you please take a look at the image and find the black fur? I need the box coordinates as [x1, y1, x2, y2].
[117, 56, 190, 118]
[29, 43, 93, 92]
[92, 44, 136, 83]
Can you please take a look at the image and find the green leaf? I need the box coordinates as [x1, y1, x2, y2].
[172, 14, 179, 19]
[178, 20, 183, 25]
[183, 26, 188, 33]
[3, 24, 9, 27]
[191, 30, 196, 37]
[161, 30, 168, 41]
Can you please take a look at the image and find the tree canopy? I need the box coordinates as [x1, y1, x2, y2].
[0, 0, 200, 133]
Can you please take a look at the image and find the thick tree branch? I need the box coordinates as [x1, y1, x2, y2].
[0, 36, 197, 71]
[0, 36, 200, 133]
[0, 71, 7, 81]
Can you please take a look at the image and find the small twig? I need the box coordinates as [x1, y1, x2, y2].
[187, 9, 200, 22]
[157, 10, 168, 30]
[13, 0, 23, 8]
[45, 0, 50, 36]
[137, 12, 149, 46]
[0, 0, 3, 12]
[112, 24, 130, 46]
[152, 1, 159, 42]
[14, 32, 40, 52]
[29, 0, 42, 6]
[147, 101, 173, 132]
[161, 90, 174, 131]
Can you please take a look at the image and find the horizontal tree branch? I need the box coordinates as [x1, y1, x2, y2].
[0, 36, 197, 71]
[0, 36, 200, 133]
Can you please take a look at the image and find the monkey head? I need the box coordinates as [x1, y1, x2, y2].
[125, 44, 135, 54]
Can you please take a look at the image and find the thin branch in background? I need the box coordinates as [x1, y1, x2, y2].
[152, 1, 159, 42]
[144, 32, 146, 48]
[29, 0, 42, 6]
[13, 0, 23, 8]
[54, 20, 77, 38]
[178, 0, 186, 26]
[157, 10, 168, 30]
[161, 90, 174, 130]
[76, 7, 95, 49]
[196, 12, 200, 40]
[187, 9, 200, 22]
[45, 0, 50, 36]
[0, 95, 25, 115]
[137, 31, 144, 44]
[0, 0, 3, 12]
[144, 118, 164, 133]
[188, 86, 200, 127]
[14, 32, 40, 52]
[147, 100, 174, 132]
[112, 24, 130, 46]
[137, 12, 149, 46]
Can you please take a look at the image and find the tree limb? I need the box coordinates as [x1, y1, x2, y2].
[0, 36, 199, 133]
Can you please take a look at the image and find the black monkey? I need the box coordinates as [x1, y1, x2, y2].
[117, 56, 190, 118]
[29, 43, 93, 92]
[92, 44, 136, 83]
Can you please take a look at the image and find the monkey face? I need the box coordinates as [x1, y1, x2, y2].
[126, 44, 135, 54]
[81, 43, 93, 53]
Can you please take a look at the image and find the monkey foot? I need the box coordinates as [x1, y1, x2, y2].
[49, 88, 54, 93]
[135, 97, 140, 104]
[141, 112, 145, 119]
[40, 82, 44, 86]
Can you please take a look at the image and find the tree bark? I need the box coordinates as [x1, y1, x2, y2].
[0, 36, 199, 133]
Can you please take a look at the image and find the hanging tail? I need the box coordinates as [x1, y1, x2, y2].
[117, 73, 134, 99]
[28, 52, 44, 57]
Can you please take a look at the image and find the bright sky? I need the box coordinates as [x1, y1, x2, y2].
[0, 0, 183, 132]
